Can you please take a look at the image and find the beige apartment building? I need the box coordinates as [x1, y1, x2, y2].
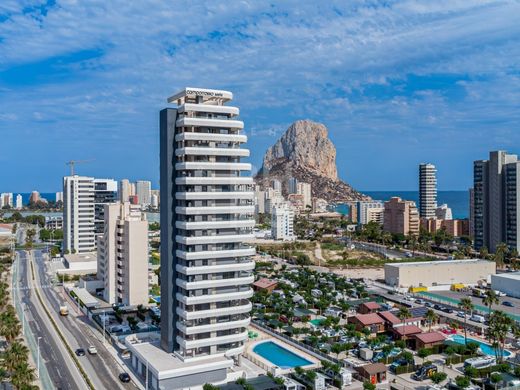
[383, 197, 419, 235]
[97, 202, 149, 306]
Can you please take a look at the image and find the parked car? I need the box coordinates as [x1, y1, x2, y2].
[88, 346, 98, 355]
[470, 314, 486, 323]
[424, 302, 433, 308]
[412, 364, 438, 381]
[119, 373, 131, 383]
[503, 301, 515, 307]
[457, 311, 466, 318]
[75, 348, 86, 357]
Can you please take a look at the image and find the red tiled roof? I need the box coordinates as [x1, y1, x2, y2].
[358, 363, 387, 375]
[361, 302, 381, 310]
[393, 325, 422, 336]
[378, 311, 400, 324]
[355, 313, 385, 326]
[414, 332, 446, 344]
[252, 278, 277, 289]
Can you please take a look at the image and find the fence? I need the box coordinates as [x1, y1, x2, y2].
[251, 320, 343, 366]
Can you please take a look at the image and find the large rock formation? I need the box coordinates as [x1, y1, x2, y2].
[256, 120, 369, 202]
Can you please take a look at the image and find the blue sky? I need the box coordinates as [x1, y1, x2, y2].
[1, 1, 520, 192]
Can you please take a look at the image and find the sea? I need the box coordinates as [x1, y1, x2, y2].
[334, 190, 469, 220]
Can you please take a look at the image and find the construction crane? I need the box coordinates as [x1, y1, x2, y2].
[66, 159, 94, 176]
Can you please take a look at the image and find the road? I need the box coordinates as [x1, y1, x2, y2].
[16, 250, 87, 390]
[31, 249, 138, 390]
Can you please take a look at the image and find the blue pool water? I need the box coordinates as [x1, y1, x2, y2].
[253, 341, 313, 369]
[448, 335, 511, 357]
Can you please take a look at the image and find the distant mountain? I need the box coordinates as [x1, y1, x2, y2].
[255, 119, 369, 202]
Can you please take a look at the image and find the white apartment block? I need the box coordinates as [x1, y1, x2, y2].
[15, 194, 22, 209]
[55, 191, 63, 203]
[160, 87, 255, 364]
[119, 179, 132, 202]
[419, 163, 437, 218]
[151, 193, 159, 209]
[97, 202, 149, 306]
[136, 180, 152, 206]
[63, 176, 96, 254]
[355, 201, 385, 225]
[296, 182, 312, 209]
[254, 188, 266, 214]
[271, 179, 282, 192]
[435, 204, 453, 220]
[271, 202, 295, 240]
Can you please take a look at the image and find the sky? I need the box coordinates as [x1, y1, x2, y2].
[1, 0, 520, 192]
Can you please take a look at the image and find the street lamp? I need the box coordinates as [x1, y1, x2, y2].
[22, 305, 27, 335]
[37, 337, 42, 378]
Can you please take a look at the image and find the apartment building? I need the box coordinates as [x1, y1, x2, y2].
[63, 176, 96, 254]
[97, 202, 148, 306]
[94, 179, 118, 235]
[271, 202, 295, 240]
[419, 163, 437, 218]
[474, 151, 520, 252]
[15, 194, 22, 209]
[119, 179, 132, 202]
[435, 204, 452, 220]
[383, 197, 419, 235]
[354, 201, 385, 226]
[159, 87, 255, 363]
[297, 182, 312, 209]
[136, 180, 152, 206]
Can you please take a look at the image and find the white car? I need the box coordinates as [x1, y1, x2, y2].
[88, 346, 98, 355]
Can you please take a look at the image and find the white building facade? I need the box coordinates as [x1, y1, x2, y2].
[63, 176, 96, 254]
[136, 180, 152, 206]
[419, 163, 437, 218]
[97, 202, 149, 306]
[271, 203, 295, 240]
[160, 87, 255, 363]
[297, 182, 312, 209]
[15, 194, 22, 209]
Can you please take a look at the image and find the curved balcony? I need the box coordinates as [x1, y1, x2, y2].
[176, 302, 252, 320]
[176, 219, 255, 230]
[176, 330, 248, 350]
[176, 191, 254, 201]
[177, 247, 256, 260]
[176, 147, 249, 157]
[175, 162, 251, 171]
[175, 177, 253, 186]
[176, 275, 254, 291]
[176, 233, 254, 246]
[176, 261, 255, 276]
[176, 117, 244, 130]
[178, 104, 239, 116]
[175, 205, 254, 215]
[176, 317, 250, 335]
[175, 132, 247, 143]
[175, 289, 254, 305]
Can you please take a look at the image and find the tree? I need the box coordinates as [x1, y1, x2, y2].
[458, 297, 474, 345]
[494, 242, 509, 269]
[487, 310, 512, 362]
[11, 362, 35, 388]
[483, 289, 499, 318]
[418, 348, 431, 364]
[490, 372, 502, 390]
[363, 382, 376, 390]
[331, 343, 343, 358]
[425, 309, 438, 332]
[479, 246, 489, 259]
[430, 372, 447, 385]
[397, 306, 411, 328]
[455, 375, 470, 389]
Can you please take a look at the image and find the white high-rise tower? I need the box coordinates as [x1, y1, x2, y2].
[419, 163, 437, 219]
[160, 88, 255, 361]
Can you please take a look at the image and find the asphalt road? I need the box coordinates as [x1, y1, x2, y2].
[31, 249, 138, 390]
[16, 250, 86, 390]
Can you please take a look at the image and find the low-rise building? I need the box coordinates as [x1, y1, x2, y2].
[384, 259, 495, 288]
[358, 301, 381, 314]
[491, 272, 520, 298]
[348, 313, 385, 334]
[413, 332, 446, 349]
[252, 278, 278, 293]
[355, 363, 387, 385]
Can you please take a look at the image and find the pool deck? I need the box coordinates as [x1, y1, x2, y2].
[245, 329, 320, 375]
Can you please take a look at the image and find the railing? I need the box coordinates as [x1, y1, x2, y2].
[250, 320, 342, 366]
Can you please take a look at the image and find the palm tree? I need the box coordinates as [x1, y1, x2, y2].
[397, 306, 411, 328]
[487, 310, 512, 362]
[458, 297, 474, 345]
[482, 290, 499, 318]
[11, 362, 35, 388]
[425, 309, 438, 332]
[494, 242, 509, 270]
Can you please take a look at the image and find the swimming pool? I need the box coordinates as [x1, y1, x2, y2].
[252, 341, 313, 369]
[447, 334, 511, 357]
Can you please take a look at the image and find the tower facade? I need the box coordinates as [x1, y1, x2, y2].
[159, 88, 255, 361]
[419, 163, 437, 218]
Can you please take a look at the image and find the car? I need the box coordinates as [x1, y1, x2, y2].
[88, 346, 98, 355]
[424, 301, 433, 308]
[412, 364, 438, 381]
[443, 307, 454, 314]
[75, 348, 86, 356]
[457, 311, 466, 318]
[434, 304, 442, 310]
[503, 301, 515, 307]
[119, 372, 131, 383]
